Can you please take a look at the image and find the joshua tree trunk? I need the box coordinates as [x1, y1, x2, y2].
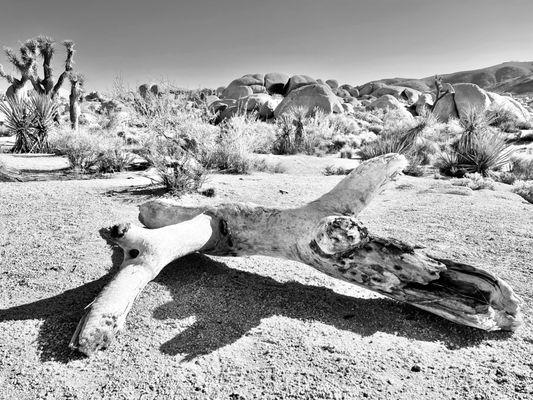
[0, 65, 29, 100]
[69, 80, 82, 130]
[70, 154, 523, 356]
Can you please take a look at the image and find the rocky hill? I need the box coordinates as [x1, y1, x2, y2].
[372, 61, 533, 95]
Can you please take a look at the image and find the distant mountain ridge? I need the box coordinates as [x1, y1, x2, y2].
[370, 61, 533, 95]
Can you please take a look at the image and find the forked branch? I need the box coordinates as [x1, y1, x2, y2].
[70, 154, 522, 356]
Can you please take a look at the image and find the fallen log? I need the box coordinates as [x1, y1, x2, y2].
[70, 154, 522, 356]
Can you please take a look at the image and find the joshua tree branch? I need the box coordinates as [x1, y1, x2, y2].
[51, 41, 75, 98]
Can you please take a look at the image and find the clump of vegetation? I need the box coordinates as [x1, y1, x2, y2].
[49, 128, 134, 173]
[486, 106, 533, 133]
[203, 116, 257, 174]
[322, 165, 351, 176]
[512, 180, 533, 203]
[358, 117, 427, 161]
[435, 108, 513, 177]
[0, 93, 58, 153]
[273, 107, 313, 155]
[403, 157, 425, 177]
[491, 171, 516, 185]
[510, 153, 533, 180]
[486, 107, 520, 133]
[451, 173, 495, 190]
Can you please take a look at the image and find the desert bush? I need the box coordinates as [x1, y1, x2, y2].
[358, 117, 428, 161]
[49, 128, 133, 172]
[273, 107, 326, 155]
[491, 171, 517, 185]
[322, 165, 351, 176]
[403, 157, 425, 177]
[411, 136, 440, 165]
[382, 109, 416, 133]
[486, 107, 520, 133]
[249, 158, 286, 173]
[512, 180, 533, 203]
[451, 173, 495, 190]
[434, 151, 463, 177]
[140, 129, 206, 193]
[200, 115, 277, 174]
[510, 153, 533, 180]
[352, 109, 384, 125]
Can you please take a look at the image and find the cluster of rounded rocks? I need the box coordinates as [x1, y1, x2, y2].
[203, 72, 530, 125]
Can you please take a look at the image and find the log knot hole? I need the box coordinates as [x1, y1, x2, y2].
[313, 216, 369, 255]
[128, 249, 140, 259]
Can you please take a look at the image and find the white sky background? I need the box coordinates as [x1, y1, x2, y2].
[1, 0, 532, 93]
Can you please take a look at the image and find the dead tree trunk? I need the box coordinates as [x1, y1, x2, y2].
[70, 154, 523, 356]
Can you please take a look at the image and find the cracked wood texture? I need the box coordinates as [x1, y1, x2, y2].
[70, 154, 522, 356]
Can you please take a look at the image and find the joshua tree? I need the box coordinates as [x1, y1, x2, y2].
[68, 72, 84, 130]
[28, 36, 75, 99]
[0, 36, 75, 100]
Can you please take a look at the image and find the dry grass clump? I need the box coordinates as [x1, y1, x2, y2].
[512, 180, 533, 203]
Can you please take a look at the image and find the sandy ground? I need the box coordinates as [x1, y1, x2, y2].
[0, 166, 532, 400]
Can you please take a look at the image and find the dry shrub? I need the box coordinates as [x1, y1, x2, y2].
[451, 173, 495, 190]
[491, 171, 516, 185]
[202, 115, 277, 174]
[359, 116, 429, 161]
[273, 107, 332, 155]
[322, 165, 351, 176]
[512, 180, 533, 203]
[49, 128, 134, 172]
[510, 153, 533, 180]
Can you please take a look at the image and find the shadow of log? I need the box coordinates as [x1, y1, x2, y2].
[0, 229, 124, 363]
[0, 250, 512, 363]
[152, 254, 512, 361]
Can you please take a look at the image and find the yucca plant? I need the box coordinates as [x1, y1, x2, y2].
[436, 107, 513, 177]
[454, 129, 512, 176]
[0, 93, 59, 153]
[29, 93, 59, 152]
[0, 95, 35, 153]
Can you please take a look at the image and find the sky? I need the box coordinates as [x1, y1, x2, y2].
[1, 0, 532, 94]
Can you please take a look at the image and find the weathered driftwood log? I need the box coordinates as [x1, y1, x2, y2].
[70, 154, 522, 356]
